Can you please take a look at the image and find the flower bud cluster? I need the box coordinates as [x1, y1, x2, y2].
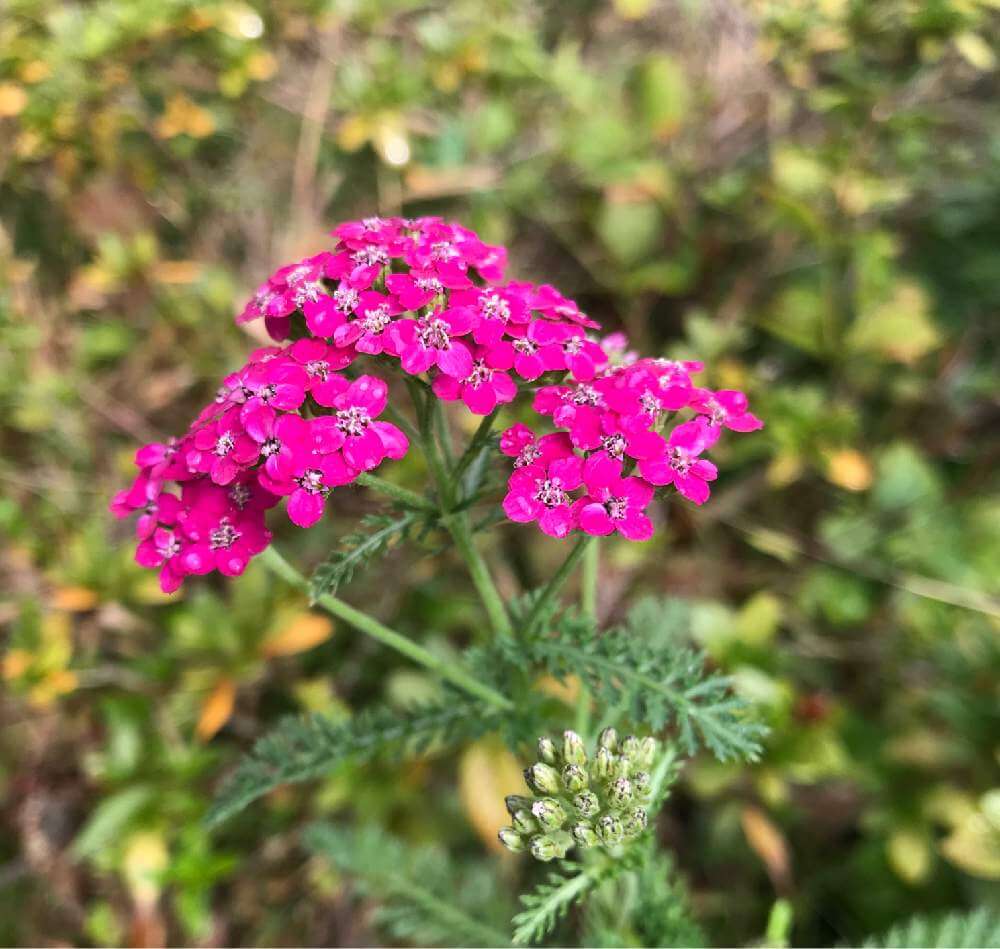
[498, 728, 660, 862]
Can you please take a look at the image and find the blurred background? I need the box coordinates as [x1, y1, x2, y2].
[1, 0, 999, 945]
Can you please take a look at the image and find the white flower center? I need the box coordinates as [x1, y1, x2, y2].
[210, 518, 241, 550]
[296, 468, 328, 495]
[336, 406, 371, 437]
[416, 317, 451, 350]
[533, 478, 568, 508]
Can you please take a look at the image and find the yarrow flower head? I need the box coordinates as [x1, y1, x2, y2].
[114, 214, 762, 591]
[498, 728, 663, 861]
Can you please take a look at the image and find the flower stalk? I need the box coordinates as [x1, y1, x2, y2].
[259, 545, 513, 710]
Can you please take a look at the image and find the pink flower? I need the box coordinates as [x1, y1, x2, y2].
[637, 419, 719, 505]
[575, 475, 655, 541]
[391, 309, 475, 378]
[538, 329, 607, 382]
[431, 354, 517, 415]
[135, 526, 188, 593]
[502, 455, 584, 539]
[187, 408, 260, 485]
[176, 480, 273, 578]
[385, 269, 446, 310]
[689, 388, 764, 434]
[332, 291, 402, 355]
[288, 338, 355, 405]
[239, 358, 308, 433]
[308, 375, 409, 471]
[530, 283, 601, 330]
[303, 281, 367, 338]
[243, 410, 313, 482]
[499, 424, 574, 469]
[449, 286, 531, 346]
[534, 381, 610, 450]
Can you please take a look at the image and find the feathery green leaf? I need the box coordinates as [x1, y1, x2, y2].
[306, 823, 513, 947]
[206, 696, 499, 828]
[862, 907, 1000, 949]
[310, 511, 420, 601]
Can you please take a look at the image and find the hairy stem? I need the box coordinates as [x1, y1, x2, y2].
[356, 472, 436, 512]
[576, 537, 599, 737]
[259, 546, 513, 710]
[524, 535, 594, 636]
[451, 406, 500, 485]
[407, 378, 513, 637]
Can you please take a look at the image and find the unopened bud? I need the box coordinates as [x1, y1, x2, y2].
[505, 794, 534, 816]
[561, 763, 588, 793]
[623, 806, 648, 837]
[512, 809, 537, 835]
[595, 746, 616, 779]
[532, 797, 567, 831]
[598, 726, 618, 752]
[537, 736, 558, 764]
[597, 813, 624, 845]
[530, 834, 559, 862]
[525, 762, 560, 795]
[498, 827, 525, 852]
[571, 822, 599, 847]
[574, 790, 600, 818]
[562, 729, 587, 766]
[638, 736, 658, 767]
[632, 771, 651, 797]
[620, 735, 641, 762]
[608, 777, 634, 809]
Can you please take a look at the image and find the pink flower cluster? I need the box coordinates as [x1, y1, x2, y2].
[111, 342, 407, 591]
[499, 359, 762, 540]
[113, 215, 763, 591]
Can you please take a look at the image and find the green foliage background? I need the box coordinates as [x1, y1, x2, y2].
[1, 0, 998, 944]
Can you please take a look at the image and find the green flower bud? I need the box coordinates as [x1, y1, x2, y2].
[632, 771, 651, 797]
[524, 762, 561, 795]
[505, 794, 534, 816]
[638, 736, 658, 767]
[574, 790, 600, 818]
[608, 776, 634, 809]
[537, 735, 558, 765]
[561, 763, 588, 793]
[594, 745, 616, 779]
[530, 834, 559, 862]
[562, 729, 587, 766]
[512, 809, 537, 835]
[498, 827, 526, 852]
[597, 813, 624, 845]
[620, 735, 641, 762]
[571, 822, 599, 848]
[622, 806, 648, 837]
[598, 726, 618, 752]
[531, 797, 567, 831]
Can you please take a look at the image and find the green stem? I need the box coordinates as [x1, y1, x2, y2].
[446, 510, 513, 637]
[524, 535, 594, 636]
[259, 546, 513, 710]
[356, 472, 435, 512]
[405, 376, 513, 638]
[451, 407, 500, 484]
[581, 536, 599, 620]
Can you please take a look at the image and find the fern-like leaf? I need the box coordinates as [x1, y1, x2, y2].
[306, 823, 513, 947]
[500, 597, 767, 762]
[862, 907, 1000, 949]
[310, 511, 420, 600]
[206, 696, 498, 827]
[512, 862, 611, 946]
